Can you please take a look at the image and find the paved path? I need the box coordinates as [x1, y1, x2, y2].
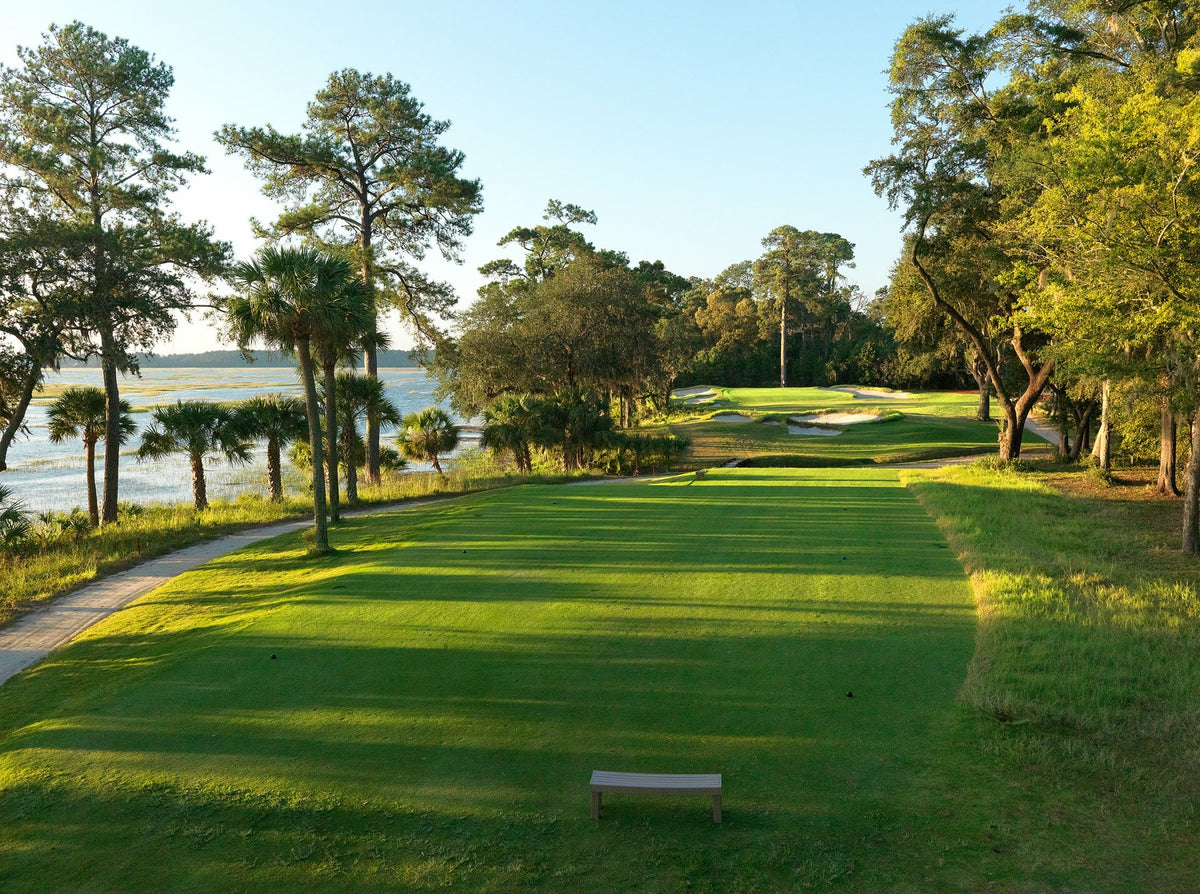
[0, 493, 471, 688]
[0, 518, 317, 687]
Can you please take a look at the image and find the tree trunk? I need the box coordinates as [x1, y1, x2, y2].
[1182, 405, 1200, 554]
[344, 427, 358, 502]
[910, 229, 1052, 462]
[323, 360, 340, 523]
[779, 300, 787, 388]
[361, 219, 381, 487]
[1091, 380, 1112, 470]
[998, 401, 1023, 461]
[970, 363, 990, 421]
[994, 360, 1051, 462]
[0, 366, 40, 472]
[266, 438, 283, 501]
[1157, 399, 1180, 496]
[99, 331, 122, 524]
[92, 179, 121, 524]
[191, 452, 208, 511]
[297, 340, 329, 552]
[620, 388, 635, 428]
[85, 437, 99, 525]
[1054, 389, 1071, 461]
[364, 334, 379, 488]
[1067, 402, 1097, 462]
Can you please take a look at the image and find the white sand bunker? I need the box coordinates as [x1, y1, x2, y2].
[685, 396, 718, 406]
[673, 386, 718, 399]
[788, 424, 842, 436]
[823, 386, 911, 400]
[791, 412, 885, 425]
[712, 412, 753, 422]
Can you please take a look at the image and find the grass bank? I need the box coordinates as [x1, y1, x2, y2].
[0, 469, 977, 890]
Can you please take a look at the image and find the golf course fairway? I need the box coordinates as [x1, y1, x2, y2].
[0, 468, 976, 890]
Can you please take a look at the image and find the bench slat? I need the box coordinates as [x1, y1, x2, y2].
[589, 771, 723, 822]
[590, 771, 721, 792]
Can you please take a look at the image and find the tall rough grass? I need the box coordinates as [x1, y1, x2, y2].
[905, 461, 1200, 790]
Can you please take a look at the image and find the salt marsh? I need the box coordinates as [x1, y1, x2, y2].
[5, 367, 467, 514]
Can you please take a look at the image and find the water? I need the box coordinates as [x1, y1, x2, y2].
[2, 367, 475, 515]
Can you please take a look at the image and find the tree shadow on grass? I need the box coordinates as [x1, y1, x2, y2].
[0, 774, 894, 891]
[1, 613, 976, 890]
[0, 469, 992, 890]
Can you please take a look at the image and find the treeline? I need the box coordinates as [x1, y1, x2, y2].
[431, 206, 899, 427]
[866, 2, 1200, 552]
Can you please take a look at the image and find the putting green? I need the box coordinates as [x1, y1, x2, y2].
[0, 468, 975, 890]
[671, 387, 1007, 467]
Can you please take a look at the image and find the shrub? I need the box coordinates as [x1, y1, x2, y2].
[30, 508, 93, 550]
[972, 456, 1036, 474]
[601, 433, 691, 474]
[0, 484, 31, 555]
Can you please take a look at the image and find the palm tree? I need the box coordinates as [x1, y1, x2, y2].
[325, 372, 401, 501]
[0, 483, 31, 554]
[538, 389, 614, 471]
[235, 394, 307, 501]
[226, 247, 362, 551]
[481, 393, 543, 473]
[46, 386, 136, 525]
[397, 406, 459, 475]
[311, 277, 375, 523]
[137, 400, 252, 510]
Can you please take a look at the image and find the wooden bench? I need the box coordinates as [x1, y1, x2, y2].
[589, 771, 723, 822]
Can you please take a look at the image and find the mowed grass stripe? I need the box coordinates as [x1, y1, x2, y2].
[0, 468, 975, 891]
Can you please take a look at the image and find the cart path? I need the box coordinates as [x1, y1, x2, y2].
[0, 518, 318, 687]
[0, 495, 471, 688]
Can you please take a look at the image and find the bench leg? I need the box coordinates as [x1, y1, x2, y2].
[712, 794, 722, 823]
[590, 790, 601, 820]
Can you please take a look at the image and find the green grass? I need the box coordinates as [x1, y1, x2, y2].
[3, 385, 1195, 890]
[0, 459, 584, 628]
[894, 462, 1200, 891]
[667, 386, 1011, 467]
[0, 469, 979, 891]
[717, 385, 983, 417]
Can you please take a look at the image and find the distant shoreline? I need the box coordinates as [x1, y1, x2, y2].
[53, 348, 427, 369]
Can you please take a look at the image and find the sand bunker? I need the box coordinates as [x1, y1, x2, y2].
[685, 396, 718, 405]
[823, 386, 911, 400]
[712, 412, 753, 422]
[673, 386, 718, 399]
[791, 412, 884, 425]
[787, 424, 842, 436]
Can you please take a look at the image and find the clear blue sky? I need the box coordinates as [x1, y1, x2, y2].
[0, 1, 1015, 352]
